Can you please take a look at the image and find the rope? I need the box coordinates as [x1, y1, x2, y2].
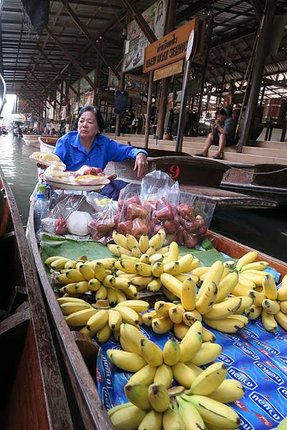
[254, 166, 287, 175]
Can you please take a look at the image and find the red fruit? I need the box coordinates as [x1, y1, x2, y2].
[177, 203, 194, 220]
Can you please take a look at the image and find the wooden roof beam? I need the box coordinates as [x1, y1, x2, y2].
[249, 0, 264, 21]
[28, 70, 61, 106]
[120, 0, 157, 43]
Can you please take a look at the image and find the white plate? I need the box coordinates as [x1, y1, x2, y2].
[45, 179, 110, 191]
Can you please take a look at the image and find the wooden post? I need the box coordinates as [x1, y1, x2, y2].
[115, 73, 125, 136]
[145, 71, 153, 148]
[237, 0, 276, 152]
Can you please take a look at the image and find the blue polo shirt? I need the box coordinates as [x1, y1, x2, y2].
[53, 131, 147, 171]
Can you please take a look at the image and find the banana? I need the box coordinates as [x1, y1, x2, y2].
[178, 253, 194, 273]
[263, 274, 278, 300]
[154, 364, 173, 389]
[196, 281, 218, 315]
[237, 274, 256, 289]
[202, 326, 216, 342]
[176, 396, 206, 430]
[164, 241, 179, 264]
[152, 317, 173, 334]
[280, 301, 287, 313]
[215, 272, 239, 303]
[116, 289, 127, 303]
[128, 364, 157, 385]
[45, 255, 67, 265]
[95, 285, 108, 300]
[200, 260, 224, 291]
[192, 266, 210, 278]
[115, 259, 138, 274]
[173, 322, 189, 340]
[116, 306, 140, 326]
[234, 294, 255, 314]
[107, 288, 118, 306]
[253, 290, 265, 306]
[183, 310, 202, 326]
[112, 230, 128, 248]
[64, 258, 76, 269]
[262, 298, 280, 315]
[126, 234, 139, 251]
[108, 402, 146, 430]
[187, 362, 227, 396]
[147, 278, 162, 292]
[209, 378, 245, 403]
[65, 308, 97, 327]
[94, 257, 117, 269]
[124, 383, 151, 410]
[145, 246, 157, 257]
[172, 362, 198, 387]
[60, 282, 87, 295]
[240, 261, 269, 272]
[186, 394, 240, 429]
[157, 245, 170, 255]
[261, 309, 278, 332]
[155, 301, 175, 318]
[117, 300, 150, 313]
[161, 286, 178, 303]
[107, 349, 146, 372]
[148, 383, 170, 412]
[138, 410, 162, 430]
[180, 328, 202, 362]
[181, 320, 203, 344]
[56, 273, 75, 285]
[203, 315, 248, 334]
[60, 301, 91, 315]
[88, 278, 101, 291]
[189, 257, 201, 271]
[185, 362, 204, 377]
[139, 234, 150, 253]
[181, 277, 197, 311]
[50, 257, 71, 270]
[163, 261, 183, 276]
[160, 273, 183, 298]
[57, 296, 88, 305]
[245, 304, 262, 320]
[278, 275, 287, 301]
[125, 285, 139, 299]
[65, 268, 86, 283]
[78, 262, 95, 280]
[139, 338, 163, 367]
[135, 262, 152, 277]
[142, 311, 156, 326]
[86, 309, 109, 332]
[108, 309, 122, 331]
[120, 323, 147, 354]
[274, 311, 287, 330]
[149, 253, 164, 265]
[149, 231, 164, 250]
[108, 244, 127, 257]
[240, 272, 265, 287]
[203, 296, 242, 320]
[169, 304, 185, 324]
[96, 323, 112, 343]
[132, 276, 153, 288]
[235, 250, 259, 271]
[152, 262, 164, 277]
[162, 405, 185, 430]
[191, 342, 222, 366]
[131, 246, 142, 258]
[102, 274, 116, 288]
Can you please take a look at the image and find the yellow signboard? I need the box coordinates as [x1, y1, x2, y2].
[154, 60, 183, 81]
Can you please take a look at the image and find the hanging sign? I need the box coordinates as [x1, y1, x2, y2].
[154, 59, 183, 81]
[143, 19, 198, 73]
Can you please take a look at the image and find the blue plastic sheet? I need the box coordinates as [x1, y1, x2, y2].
[96, 322, 287, 430]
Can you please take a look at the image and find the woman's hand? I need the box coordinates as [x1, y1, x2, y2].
[134, 153, 148, 178]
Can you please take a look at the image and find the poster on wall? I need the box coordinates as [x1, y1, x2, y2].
[122, 0, 167, 73]
[108, 71, 148, 95]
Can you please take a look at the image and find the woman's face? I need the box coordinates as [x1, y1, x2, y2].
[78, 110, 99, 138]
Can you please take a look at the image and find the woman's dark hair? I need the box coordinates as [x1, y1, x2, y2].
[78, 105, 105, 132]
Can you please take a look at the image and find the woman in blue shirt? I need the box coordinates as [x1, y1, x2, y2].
[53, 105, 148, 178]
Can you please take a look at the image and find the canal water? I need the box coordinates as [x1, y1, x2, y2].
[0, 133, 286, 262]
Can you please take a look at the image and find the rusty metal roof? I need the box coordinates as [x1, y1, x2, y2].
[0, 0, 287, 103]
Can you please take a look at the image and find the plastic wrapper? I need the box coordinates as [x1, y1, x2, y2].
[88, 199, 117, 244]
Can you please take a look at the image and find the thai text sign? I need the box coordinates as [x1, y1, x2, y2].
[143, 19, 197, 73]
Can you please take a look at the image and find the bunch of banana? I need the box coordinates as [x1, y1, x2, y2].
[245, 273, 287, 333]
[107, 321, 222, 390]
[59, 298, 149, 343]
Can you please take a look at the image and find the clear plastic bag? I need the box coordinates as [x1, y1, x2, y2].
[88, 199, 117, 244]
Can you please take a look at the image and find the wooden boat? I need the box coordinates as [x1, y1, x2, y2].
[0, 167, 73, 429]
[39, 135, 59, 153]
[26, 182, 287, 429]
[22, 133, 41, 149]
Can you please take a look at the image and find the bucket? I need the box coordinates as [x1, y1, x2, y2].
[262, 99, 287, 125]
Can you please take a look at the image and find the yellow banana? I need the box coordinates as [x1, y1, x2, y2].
[245, 304, 262, 320]
[138, 234, 149, 253]
[180, 327, 202, 363]
[178, 253, 194, 273]
[65, 308, 97, 327]
[107, 349, 146, 372]
[147, 278, 162, 292]
[135, 262, 152, 277]
[64, 259, 77, 270]
[263, 273, 278, 300]
[187, 362, 227, 395]
[116, 306, 140, 326]
[182, 310, 202, 326]
[172, 362, 198, 388]
[95, 285, 108, 300]
[108, 402, 146, 430]
[162, 405, 185, 430]
[78, 262, 95, 280]
[142, 311, 156, 326]
[160, 273, 183, 298]
[162, 338, 181, 367]
[154, 364, 173, 389]
[235, 293, 255, 314]
[202, 326, 216, 342]
[126, 234, 139, 251]
[115, 259, 137, 274]
[96, 323, 112, 343]
[115, 289, 127, 303]
[232, 282, 254, 297]
[128, 364, 157, 385]
[152, 317, 173, 334]
[157, 245, 170, 255]
[117, 300, 149, 313]
[56, 272, 75, 285]
[261, 309, 278, 332]
[120, 323, 147, 354]
[191, 342, 222, 366]
[203, 296, 242, 320]
[262, 298, 280, 315]
[131, 246, 142, 258]
[112, 230, 128, 248]
[176, 396, 206, 430]
[60, 301, 91, 315]
[241, 261, 269, 272]
[215, 272, 239, 303]
[253, 290, 265, 306]
[200, 260, 224, 290]
[196, 281, 218, 315]
[168, 304, 185, 324]
[62, 281, 90, 294]
[108, 244, 127, 257]
[45, 255, 68, 266]
[88, 278, 101, 291]
[181, 320, 203, 344]
[237, 274, 256, 289]
[65, 268, 86, 283]
[125, 285, 139, 299]
[209, 378, 245, 403]
[113, 276, 131, 291]
[278, 275, 287, 301]
[152, 262, 164, 277]
[183, 395, 240, 428]
[50, 257, 71, 270]
[57, 296, 88, 305]
[173, 322, 189, 340]
[145, 246, 157, 257]
[86, 309, 109, 332]
[181, 277, 197, 311]
[108, 309, 122, 331]
[107, 288, 118, 306]
[280, 300, 287, 313]
[138, 410, 162, 430]
[154, 301, 175, 318]
[102, 274, 116, 288]
[124, 383, 151, 410]
[192, 266, 210, 278]
[148, 383, 170, 412]
[164, 241, 179, 264]
[139, 338, 163, 367]
[274, 311, 287, 330]
[240, 271, 266, 287]
[149, 231, 164, 250]
[235, 250, 259, 270]
[203, 315, 248, 334]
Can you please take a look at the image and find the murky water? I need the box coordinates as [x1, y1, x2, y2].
[0, 133, 38, 225]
